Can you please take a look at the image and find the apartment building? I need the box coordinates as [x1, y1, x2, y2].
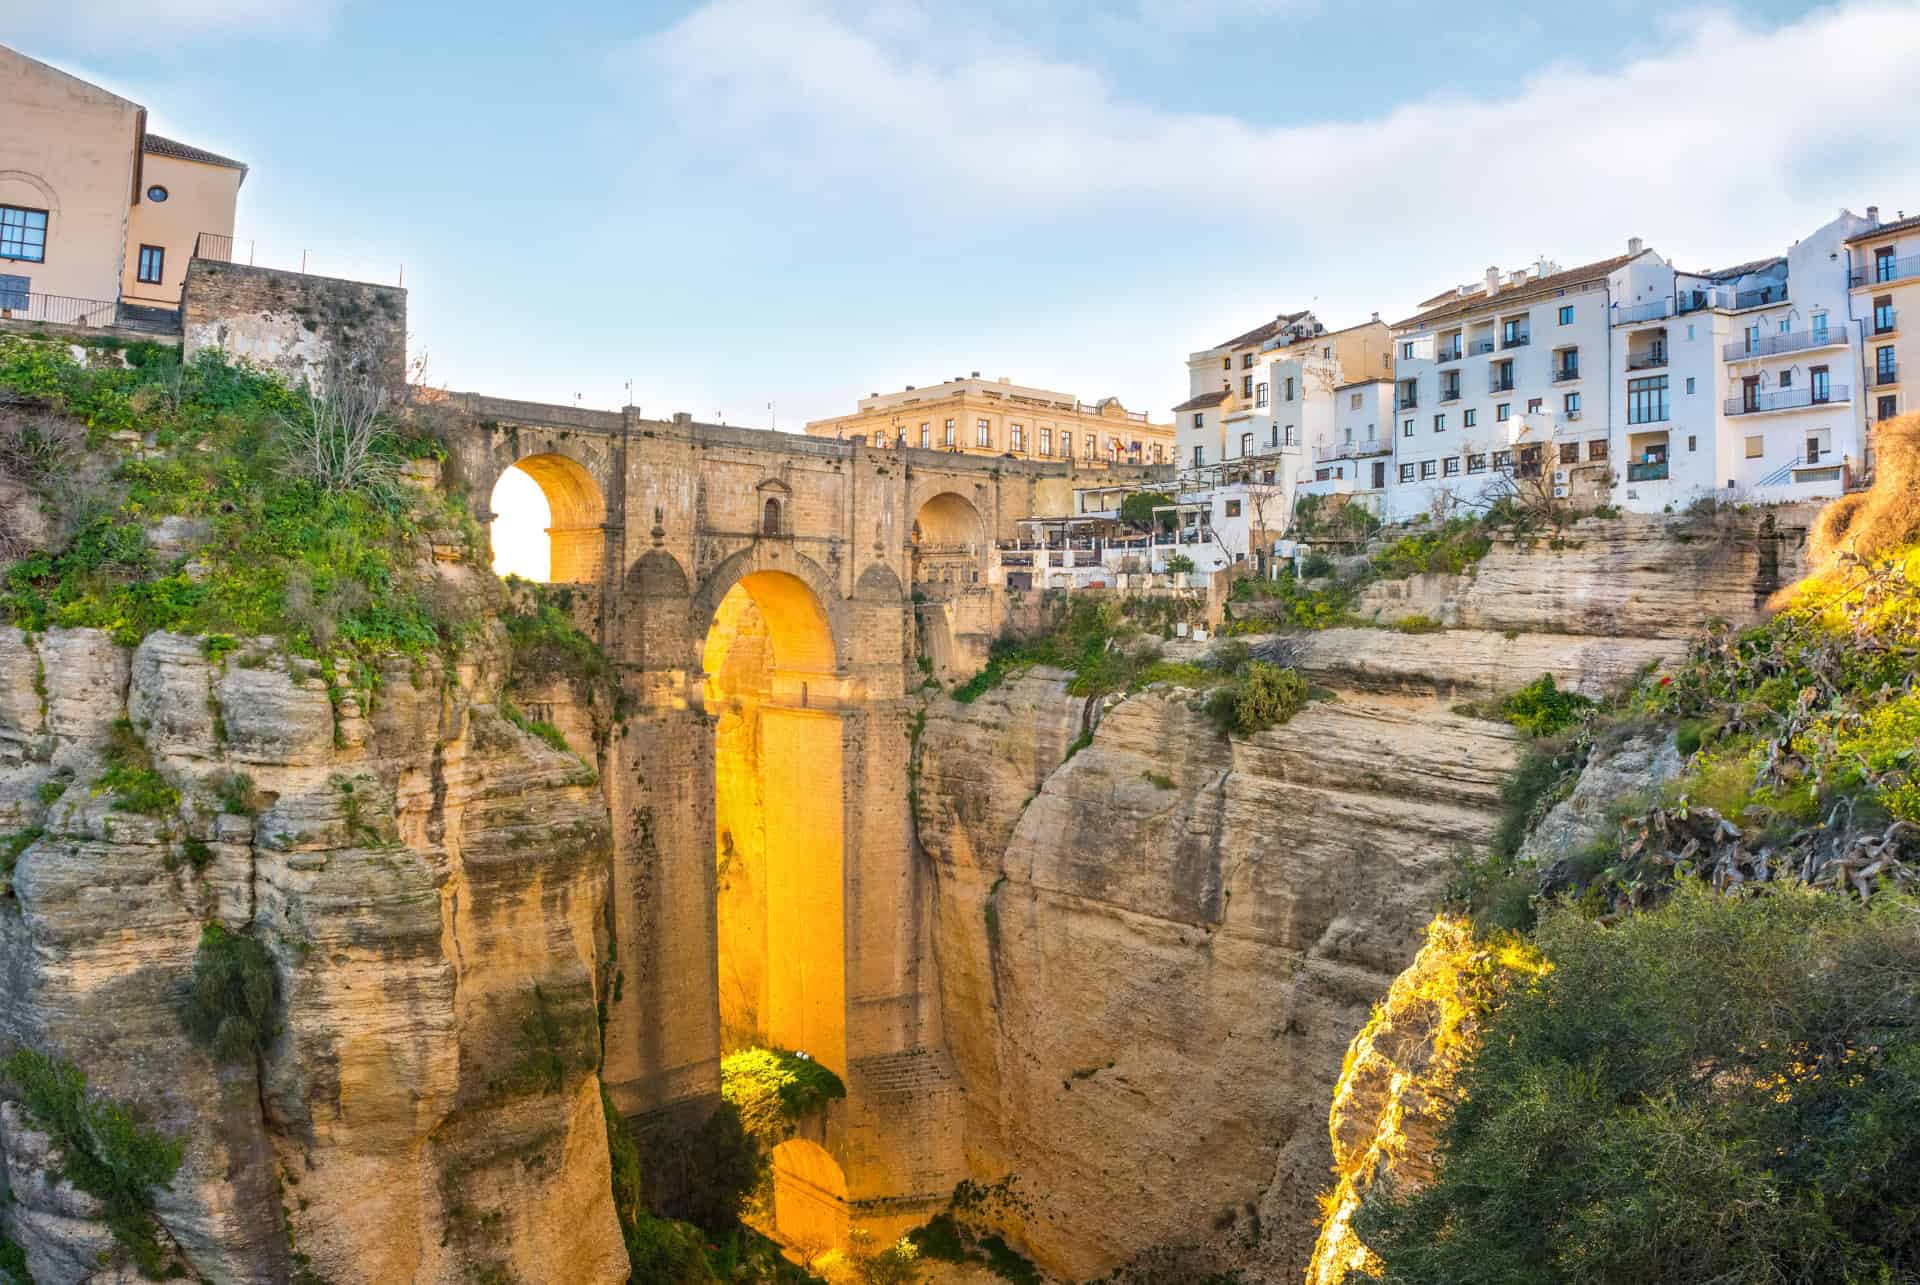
[803, 373, 1175, 466]
[1848, 207, 1919, 472]
[1608, 210, 1872, 512]
[0, 42, 245, 321]
[1296, 379, 1396, 516]
[1388, 249, 1636, 520]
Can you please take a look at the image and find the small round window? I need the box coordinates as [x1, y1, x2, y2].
[146, 185, 169, 202]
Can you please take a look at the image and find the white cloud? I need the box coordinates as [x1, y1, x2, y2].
[634, 0, 1920, 330]
[0, 0, 338, 49]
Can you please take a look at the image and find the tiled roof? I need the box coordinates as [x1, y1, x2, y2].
[1171, 390, 1229, 413]
[143, 133, 248, 175]
[1695, 255, 1785, 281]
[1394, 253, 1637, 330]
[1213, 309, 1314, 352]
[1847, 213, 1920, 242]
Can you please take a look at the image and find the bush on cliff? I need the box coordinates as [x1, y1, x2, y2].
[1351, 884, 1920, 1285]
[183, 920, 279, 1062]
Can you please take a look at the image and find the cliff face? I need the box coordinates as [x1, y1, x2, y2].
[0, 625, 626, 1285]
[913, 512, 1800, 1283]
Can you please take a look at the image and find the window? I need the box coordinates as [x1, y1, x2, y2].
[1192, 412, 1205, 429]
[1399, 462, 1415, 482]
[1316, 467, 1331, 482]
[1350, 392, 1362, 409]
[1224, 499, 1242, 517]
[1564, 391, 1581, 413]
[943, 418, 956, 446]
[975, 418, 991, 448]
[1402, 418, 1414, 437]
[1009, 422, 1024, 452]
[146, 185, 169, 203]
[1466, 454, 1488, 474]
[1879, 395, 1898, 422]
[1264, 469, 1276, 484]
[1222, 356, 1231, 370]
[1745, 435, 1764, 459]
[1130, 440, 1142, 461]
[1240, 432, 1253, 457]
[1268, 424, 1279, 448]
[1874, 297, 1895, 334]
[1780, 319, 1791, 334]
[1433, 414, 1445, 432]
[1463, 408, 1477, 427]
[1193, 446, 1205, 467]
[1243, 375, 1254, 398]
[1493, 449, 1513, 470]
[1401, 342, 1416, 360]
[1558, 305, 1574, 325]
[1558, 442, 1579, 465]
[1496, 402, 1511, 422]
[1587, 439, 1608, 461]
[919, 422, 930, 448]
[1814, 311, 1831, 341]
[1876, 246, 1897, 282]
[136, 245, 165, 285]
[1556, 349, 1578, 379]
[1527, 398, 1543, 414]
[1284, 424, 1299, 446]
[1779, 370, 1793, 389]
[1242, 352, 1256, 368]
[1502, 317, 1526, 346]
[1419, 460, 1438, 479]
[1256, 382, 1269, 407]
[1443, 456, 1461, 476]
[1061, 431, 1072, 457]
[1811, 365, 1832, 402]
[0, 274, 25, 310]
[0, 206, 48, 263]
[1687, 435, 1697, 452]
[762, 497, 782, 535]
[1039, 427, 1052, 456]
[1626, 375, 1669, 424]
[1876, 346, 1897, 383]
[1685, 377, 1696, 395]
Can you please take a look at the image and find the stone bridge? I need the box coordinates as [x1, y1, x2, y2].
[429, 391, 1157, 1248]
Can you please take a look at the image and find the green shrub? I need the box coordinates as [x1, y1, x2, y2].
[1496, 673, 1594, 737]
[501, 700, 571, 754]
[95, 720, 178, 817]
[1300, 553, 1335, 579]
[1165, 553, 1196, 575]
[501, 983, 597, 1095]
[0, 1230, 26, 1284]
[1205, 661, 1308, 737]
[1119, 491, 1174, 531]
[720, 1046, 847, 1144]
[211, 769, 259, 817]
[184, 920, 278, 1062]
[1393, 613, 1444, 634]
[1371, 517, 1493, 580]
[2, 1049, 183, 1278]
[1352, 885, 1920, 1285]
[1493, 737, 1580, 859]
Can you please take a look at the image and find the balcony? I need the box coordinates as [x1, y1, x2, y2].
[1468, 338, 1496, 356]
[1872, 363, 1900, 387]
[1489, 376, 1515, 395]
[1396, 394, 1419, 411]
[1616, 297, 1674, 325]
[1675, 286, 1735, 314]
[1436, 344, 1463, 363]
[1551, 365, 1580, 382]
[1724, 384, 1851, 416]
[1732, 285, 1787, 310]
[1628, 460, 1670, 482]
[1721, 325, 1848, 361]
[1626, 349, 1669, 371]
[1439, 385, 1461, 403]
[1314, 437, 1391, 462]
[1501, 333, 1531, 350]
[1852, 255, 1920, 288]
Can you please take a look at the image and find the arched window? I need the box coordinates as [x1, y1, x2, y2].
[762, 497, 782, 535]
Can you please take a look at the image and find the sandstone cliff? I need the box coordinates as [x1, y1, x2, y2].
[0, 625, 626, 1285]
[912, 510, 1803, 1283]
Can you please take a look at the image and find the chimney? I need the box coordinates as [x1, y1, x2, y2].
[1628, 236, 1644, 256]
[1867, 205, 1880, 225]
[971, 370, 981, 378]
[1371, 310, 1380, 322]
[1484, 266, 1500, 295]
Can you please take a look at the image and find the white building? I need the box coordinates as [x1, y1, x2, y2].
[1608, 210, 1874, 512]
[1388, 247, 1640, 521]
[1296, 378, 1395, 519]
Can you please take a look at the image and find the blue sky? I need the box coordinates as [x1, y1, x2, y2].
[7, 0, 1919, 432]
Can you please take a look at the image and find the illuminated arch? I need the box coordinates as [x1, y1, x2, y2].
[489, 451, 607, 583]
[770, 1139, 850, 1254]
[911, 491, 984, 548]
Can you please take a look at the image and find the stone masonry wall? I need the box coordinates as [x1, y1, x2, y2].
[182, 259, 406, 390]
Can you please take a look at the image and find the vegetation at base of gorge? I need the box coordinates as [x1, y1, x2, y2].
[1, 1049, 184, 1279]
[0, 335, 484, 662]
[1336, 418, 1920, 1285]
[906, 1178, 1043, 1285]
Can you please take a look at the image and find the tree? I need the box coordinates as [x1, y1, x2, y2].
[278, 345, 394, 494]
[1119, 490, 1174, 531]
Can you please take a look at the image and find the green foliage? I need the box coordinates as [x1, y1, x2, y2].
[503, 594, 612, 686]
[953, 598, 1153, 702]
[0, 1230, 26, 1284]
[1118, 491, 1174, 531]
[94, 719, 178, 817]
[721, 1047, 847, 1146]
[1299, 552, 1335, 579]
[1229, 568, 1354, 630]
[1205, 660, 1308, 737]
[1392, 613, 1444, 635]
[211, 769, 259, 817]
[2, 826, 42, 883]
[0, 339, 478, 662]
[1164, 553, 1196, 575]
[1496, 673, 1595, 738]
[907, 1179, 1040, 1284]
[184, 920, 277, 1062]
[501, 983, 597, 1096]
[501, 699, 571, 754]
[1352, 885, 1920, 1285]
[1370, 517, 1493, 580]
[2, 1049, 183, 1278]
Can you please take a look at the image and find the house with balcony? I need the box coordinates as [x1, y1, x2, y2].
[1608, 210, 1873, 512]
[1387, 244, 1638, 520]
[1297, 378, 1394, 519]
[1848, 205, 1920, 478]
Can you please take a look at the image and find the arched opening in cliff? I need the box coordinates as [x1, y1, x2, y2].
[488, 453, 606, 583]
[769, 1139, 850, 1257]
[703, 569, 847, 1079]
[910, 492, 985, 596]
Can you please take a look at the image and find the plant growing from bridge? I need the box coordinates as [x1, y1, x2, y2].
[720, 1047, 847, 1144]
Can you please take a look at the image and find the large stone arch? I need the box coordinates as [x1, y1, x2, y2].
[690, 546, 849, 678]
[910, 489, 986, 549]
[488, 447, 610, 584]
[770, 1139, 850, 1255]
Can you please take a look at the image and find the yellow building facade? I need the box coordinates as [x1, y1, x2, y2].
[0, 42, 244, 317]
[804, 373, 1177, 467]
[1849, 211, 1918, 471]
